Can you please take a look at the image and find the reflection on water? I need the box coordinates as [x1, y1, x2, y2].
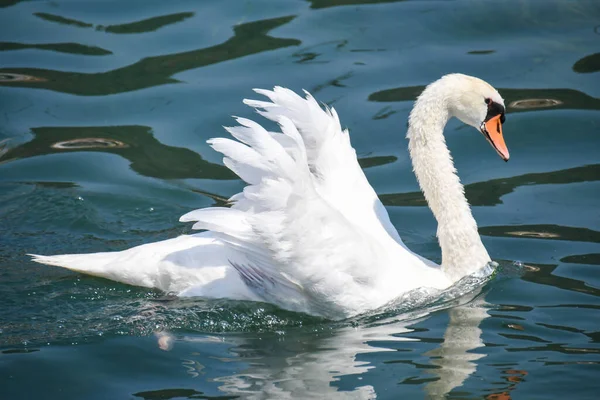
[424, 296, 489, 398]
[99, 12, 195, 34]
[0, 0, 22, 8]
[161, 292, 491, 399]
[0, 72, 45, 82]
[309, 0, 404, 9]
[0, 125, 235, 180]
[50, 138, 128, 150]
[370, 87, 600, 114]
[0, 42, 112, 56]
[0, 125, 398, 181]
[573, 52, 600, 73]
[0, 16, 299, 95]
[357, 155, 397, 169]
[560, 253, 600, 265]
[33, 12, 93, 28]
[381, 164, 600, 207]
[467, 50, 496, 55]
[518, 261, 600, 298]
[480, 224, 600, 243]
[33, 10, 197, 35]
[0, 138, 9, 158]
[133, 388, 210, 400]
[33, 11, 195, 35]
[510, 98, 563, 109]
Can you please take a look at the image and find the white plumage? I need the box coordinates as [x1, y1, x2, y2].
[31, 74, 507, 319]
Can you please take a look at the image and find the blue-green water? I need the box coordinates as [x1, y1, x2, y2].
[1, 0, 599, 398]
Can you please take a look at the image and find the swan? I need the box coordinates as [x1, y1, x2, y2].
[31, 73, 508, 319]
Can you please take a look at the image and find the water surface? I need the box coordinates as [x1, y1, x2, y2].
[1, 0, 599, 398]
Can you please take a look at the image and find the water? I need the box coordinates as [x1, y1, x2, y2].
[1, 0, 599, 398]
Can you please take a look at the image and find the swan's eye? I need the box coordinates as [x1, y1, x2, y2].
[484, 100, 506, 124]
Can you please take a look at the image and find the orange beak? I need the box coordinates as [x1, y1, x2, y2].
[481, 114, 509, 161]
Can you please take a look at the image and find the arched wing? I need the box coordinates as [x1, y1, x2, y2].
[180, 99, 427, 318]
[243, 87, 407, 247]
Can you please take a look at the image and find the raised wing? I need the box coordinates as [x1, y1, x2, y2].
[180, 93, 427, 318]
[243, 87, 407, 248]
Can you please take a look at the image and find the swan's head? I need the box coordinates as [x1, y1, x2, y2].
[444, 74, 509, 161]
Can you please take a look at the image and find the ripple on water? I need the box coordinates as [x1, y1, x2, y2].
[0, 262, 503, 349]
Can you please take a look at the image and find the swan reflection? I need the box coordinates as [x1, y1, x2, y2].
[164, 292, 490, 399]
[424, 295, 489, 399]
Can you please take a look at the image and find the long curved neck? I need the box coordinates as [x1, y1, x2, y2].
[406, 80, 490, 282]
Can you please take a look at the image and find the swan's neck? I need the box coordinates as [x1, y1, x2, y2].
[406, 81, 490, 282]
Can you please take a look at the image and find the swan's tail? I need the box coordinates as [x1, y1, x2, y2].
[28, 235, 229, 293]
[29, 252, 141, 282]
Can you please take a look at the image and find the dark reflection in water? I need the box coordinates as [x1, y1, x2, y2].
[1, 348, 39, 354]
[505, 343, 600, 355]
[370, 86, 600, 113]
[480, 224, 600, 244]
[0, 126, 235, 180]
[99, 12, 195, 34]
[309, 0, 405, 9]
[518, 261, 600, 298]
[0, 72, 45, 82]
[573, 52, 600, 74]
[357, 154, 397, 169]
[381, 164, 600, 207]
[133, 388, 224, 400]
[467, 50, 496, 55]
[33, 11, 196, 34]
[0, 125, 398, 181]
[0, 16, 299, 95]
[33, 12, 92, 28]
[0, 0, 22, 8]
[561, 253, 600, 265]
[0, 42, 112, 56]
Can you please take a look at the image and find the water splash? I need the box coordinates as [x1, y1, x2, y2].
[351, 262, 497, 325]
[1, 263, 497, 349]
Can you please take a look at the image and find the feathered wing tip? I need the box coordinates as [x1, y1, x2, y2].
[182, 88, 320, 234]
[243, 87, 350, 167]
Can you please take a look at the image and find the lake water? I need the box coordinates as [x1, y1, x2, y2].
[1, 0, 599, 398]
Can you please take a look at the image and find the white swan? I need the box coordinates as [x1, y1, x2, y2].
[31, 74, 508, 319]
